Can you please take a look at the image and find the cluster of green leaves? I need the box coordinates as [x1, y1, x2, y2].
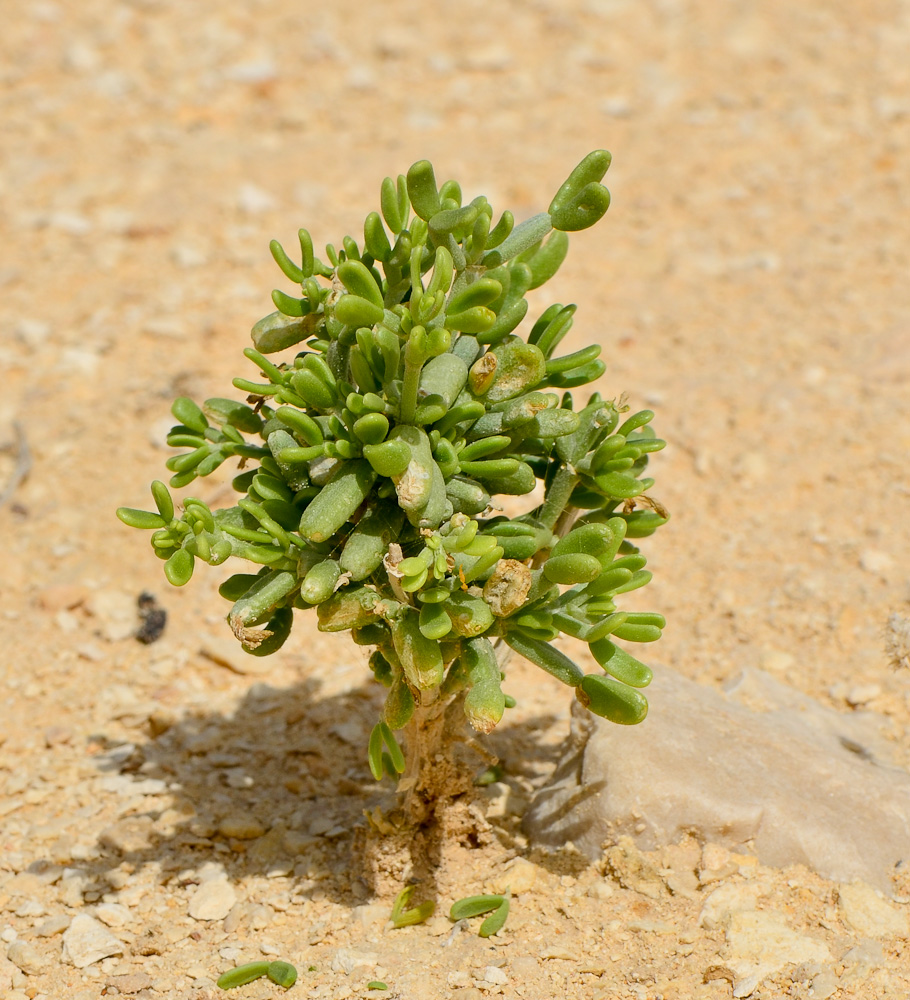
[117, 151, 667, 770]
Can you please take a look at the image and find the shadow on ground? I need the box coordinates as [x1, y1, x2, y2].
[76, 673, 580, 915]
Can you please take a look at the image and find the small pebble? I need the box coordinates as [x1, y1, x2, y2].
[188, 878, 237, 921]
[99, 816, 156, 854]
[809, 969, 838, 999]
[845, 684, 881, 707]
[490, 857, 540, 895]
[7, 940, 46, 975]
[62, 914, 124, 968]
[35, 914, 71, 937]
[483, 966, 508, 985]
[104, 972, 154, 994]
[44, 725, 74, 747]
[218, 815, 267, 840]
[94, 902, 131, 928]
[859, 550, 892, 576]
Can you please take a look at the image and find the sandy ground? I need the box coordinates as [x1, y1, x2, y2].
[2, 0, 910, 997]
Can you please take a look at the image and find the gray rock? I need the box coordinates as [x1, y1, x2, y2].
[62, 914, 124, 968]
[524, 666, 910, 892]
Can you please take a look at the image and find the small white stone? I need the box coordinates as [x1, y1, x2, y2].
[308, 816, 335, 837]
[330, 948, 378, 975]
[237, 183, 275, 215]
[489, 857, 540, 896]
[188, 878, 237, 921]
[7, 940, 47, 975]
[93, 903, 131, 928]
[62, 914, 124, 968]
[809, 969, 838, 999]
[85, 589, 137, 642]
[758, 650, 795, 674]
[14, 899, 45, 918]
[845, 684, 881, 707]
[35, 914, 71, 937]
[483, 966, 508, 985]
[859, 550, 892, 575]
[586, 880, 615, 900]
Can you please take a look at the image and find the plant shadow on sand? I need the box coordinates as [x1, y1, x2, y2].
[78, 670, 589, 921]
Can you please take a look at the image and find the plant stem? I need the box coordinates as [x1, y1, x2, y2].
[399, 354, 422, 424]
[538, 465, 579, 532]
[397, 691, 446, 825]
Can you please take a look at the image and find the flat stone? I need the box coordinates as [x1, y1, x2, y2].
[188, 878, 236, 921]
[62, 914, 124, 968]
[524, 666, 910, 891]
[837, 881, 909, 938]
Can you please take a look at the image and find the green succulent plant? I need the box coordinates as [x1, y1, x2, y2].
[117, 151, 667, 814]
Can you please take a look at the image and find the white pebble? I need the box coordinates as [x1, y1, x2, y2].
[483, 966, 509, 985]
[62, 914, 124, 968]
[188, 878, 237, 921]
[7, 940, 47, 975]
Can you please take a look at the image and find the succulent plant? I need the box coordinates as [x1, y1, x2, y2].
[117, 151, 668, 810]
